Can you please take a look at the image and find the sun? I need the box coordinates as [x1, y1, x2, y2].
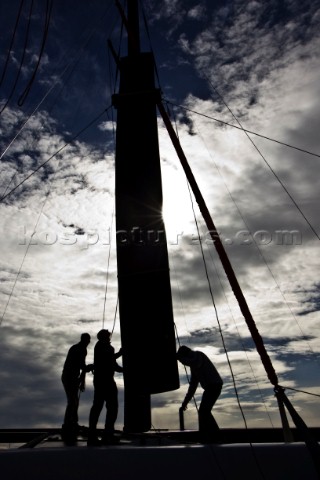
[161, 161, 194, 243]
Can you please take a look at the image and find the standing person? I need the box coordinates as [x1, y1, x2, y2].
[87, 329, 123, 446]
[61, 333, 93, 442]
[177, 345, 223, 443]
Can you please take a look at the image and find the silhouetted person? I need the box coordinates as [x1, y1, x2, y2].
[177, 345, 223, 443]
[61, 333, 93, 441]
[87, 329, 123, 446]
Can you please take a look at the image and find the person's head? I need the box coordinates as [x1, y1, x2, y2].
[97, 329, 111, 342]
[80, 333, 91, 346]
[177, 345, 194, 366]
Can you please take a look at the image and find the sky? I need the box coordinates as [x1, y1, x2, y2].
[0, 0, 320, 435]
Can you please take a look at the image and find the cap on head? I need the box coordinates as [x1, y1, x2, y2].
[97, 329, 111, 341]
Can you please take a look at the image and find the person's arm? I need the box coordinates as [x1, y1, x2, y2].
[79, 370, 86, 392]
[181, 374, 198, 410]
[114, 363, 123, 373]
[80, 348, 90, 372]
[114, 347, 123, 359]
[114, 359, 123, 373]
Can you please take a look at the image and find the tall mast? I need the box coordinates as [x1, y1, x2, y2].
[127, 0, 140, 55]
[113, 0, 179, 432]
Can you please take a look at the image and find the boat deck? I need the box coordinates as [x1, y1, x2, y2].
[1, 428, 320, 479]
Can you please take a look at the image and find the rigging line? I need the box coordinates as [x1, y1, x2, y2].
[103, 104, 117, 331]
[171, 105, 246, 420]
[171, 257, 191, 349]
[0, 0, 25, 89]
[111, 296, 119, 335]
[206, 446, 228, 480]
[174, 323, 198, 412]
[139, 0, 161, 89]
[0, 0, 115, 163]
[0, 77, 62, 198]
[193, 201, 276, 425]
[168, 100, 320, 242]
[0, 191, 50, 327]
[189, 128, 299, 426]
[102, 207, 115, 329]
[107, 6, 123, 96]
[0, 106, 112, 203]
[202, 238, 275, 428]
[0, 0, 34, 115]
[0, 67, 64, 163]
[163, 103, 318, 468]
[44, 0, 116, 116]
[187, 120, 275, 426]
[108, 39, 116, 96]
[174, 322, 182, 349]
[17, 0, 54, 107]
[170, 252, 199, 410]
[165, 100, 320, 160]
[0, 79, 57, 162]
[213, 79, 320, 244]
[1, 97, 66, 327]
[279, 385, 320, 398]
[187, 181, 249, 431]
[188, 186, 267, 480]
[169, 236, 198, 410]
[193, 118, 316, 356]
[114, 17, 124, 93]
[171, 101, 250, 424]
[158, 99, 279, 387]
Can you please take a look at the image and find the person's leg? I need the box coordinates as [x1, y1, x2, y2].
[103, 381, 119, 443]
[61, 376, 80, 444]
[88, 388, 105, 444]
[198, 384, 222, 442]
[62, 377, 79, 427]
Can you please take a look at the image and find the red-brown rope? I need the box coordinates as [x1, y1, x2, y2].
[157, 100, 279, 388]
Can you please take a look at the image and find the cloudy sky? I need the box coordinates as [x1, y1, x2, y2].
[0, 0, 320, 435]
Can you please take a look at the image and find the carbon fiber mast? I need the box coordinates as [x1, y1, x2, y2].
[112, 0, 179, 433]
